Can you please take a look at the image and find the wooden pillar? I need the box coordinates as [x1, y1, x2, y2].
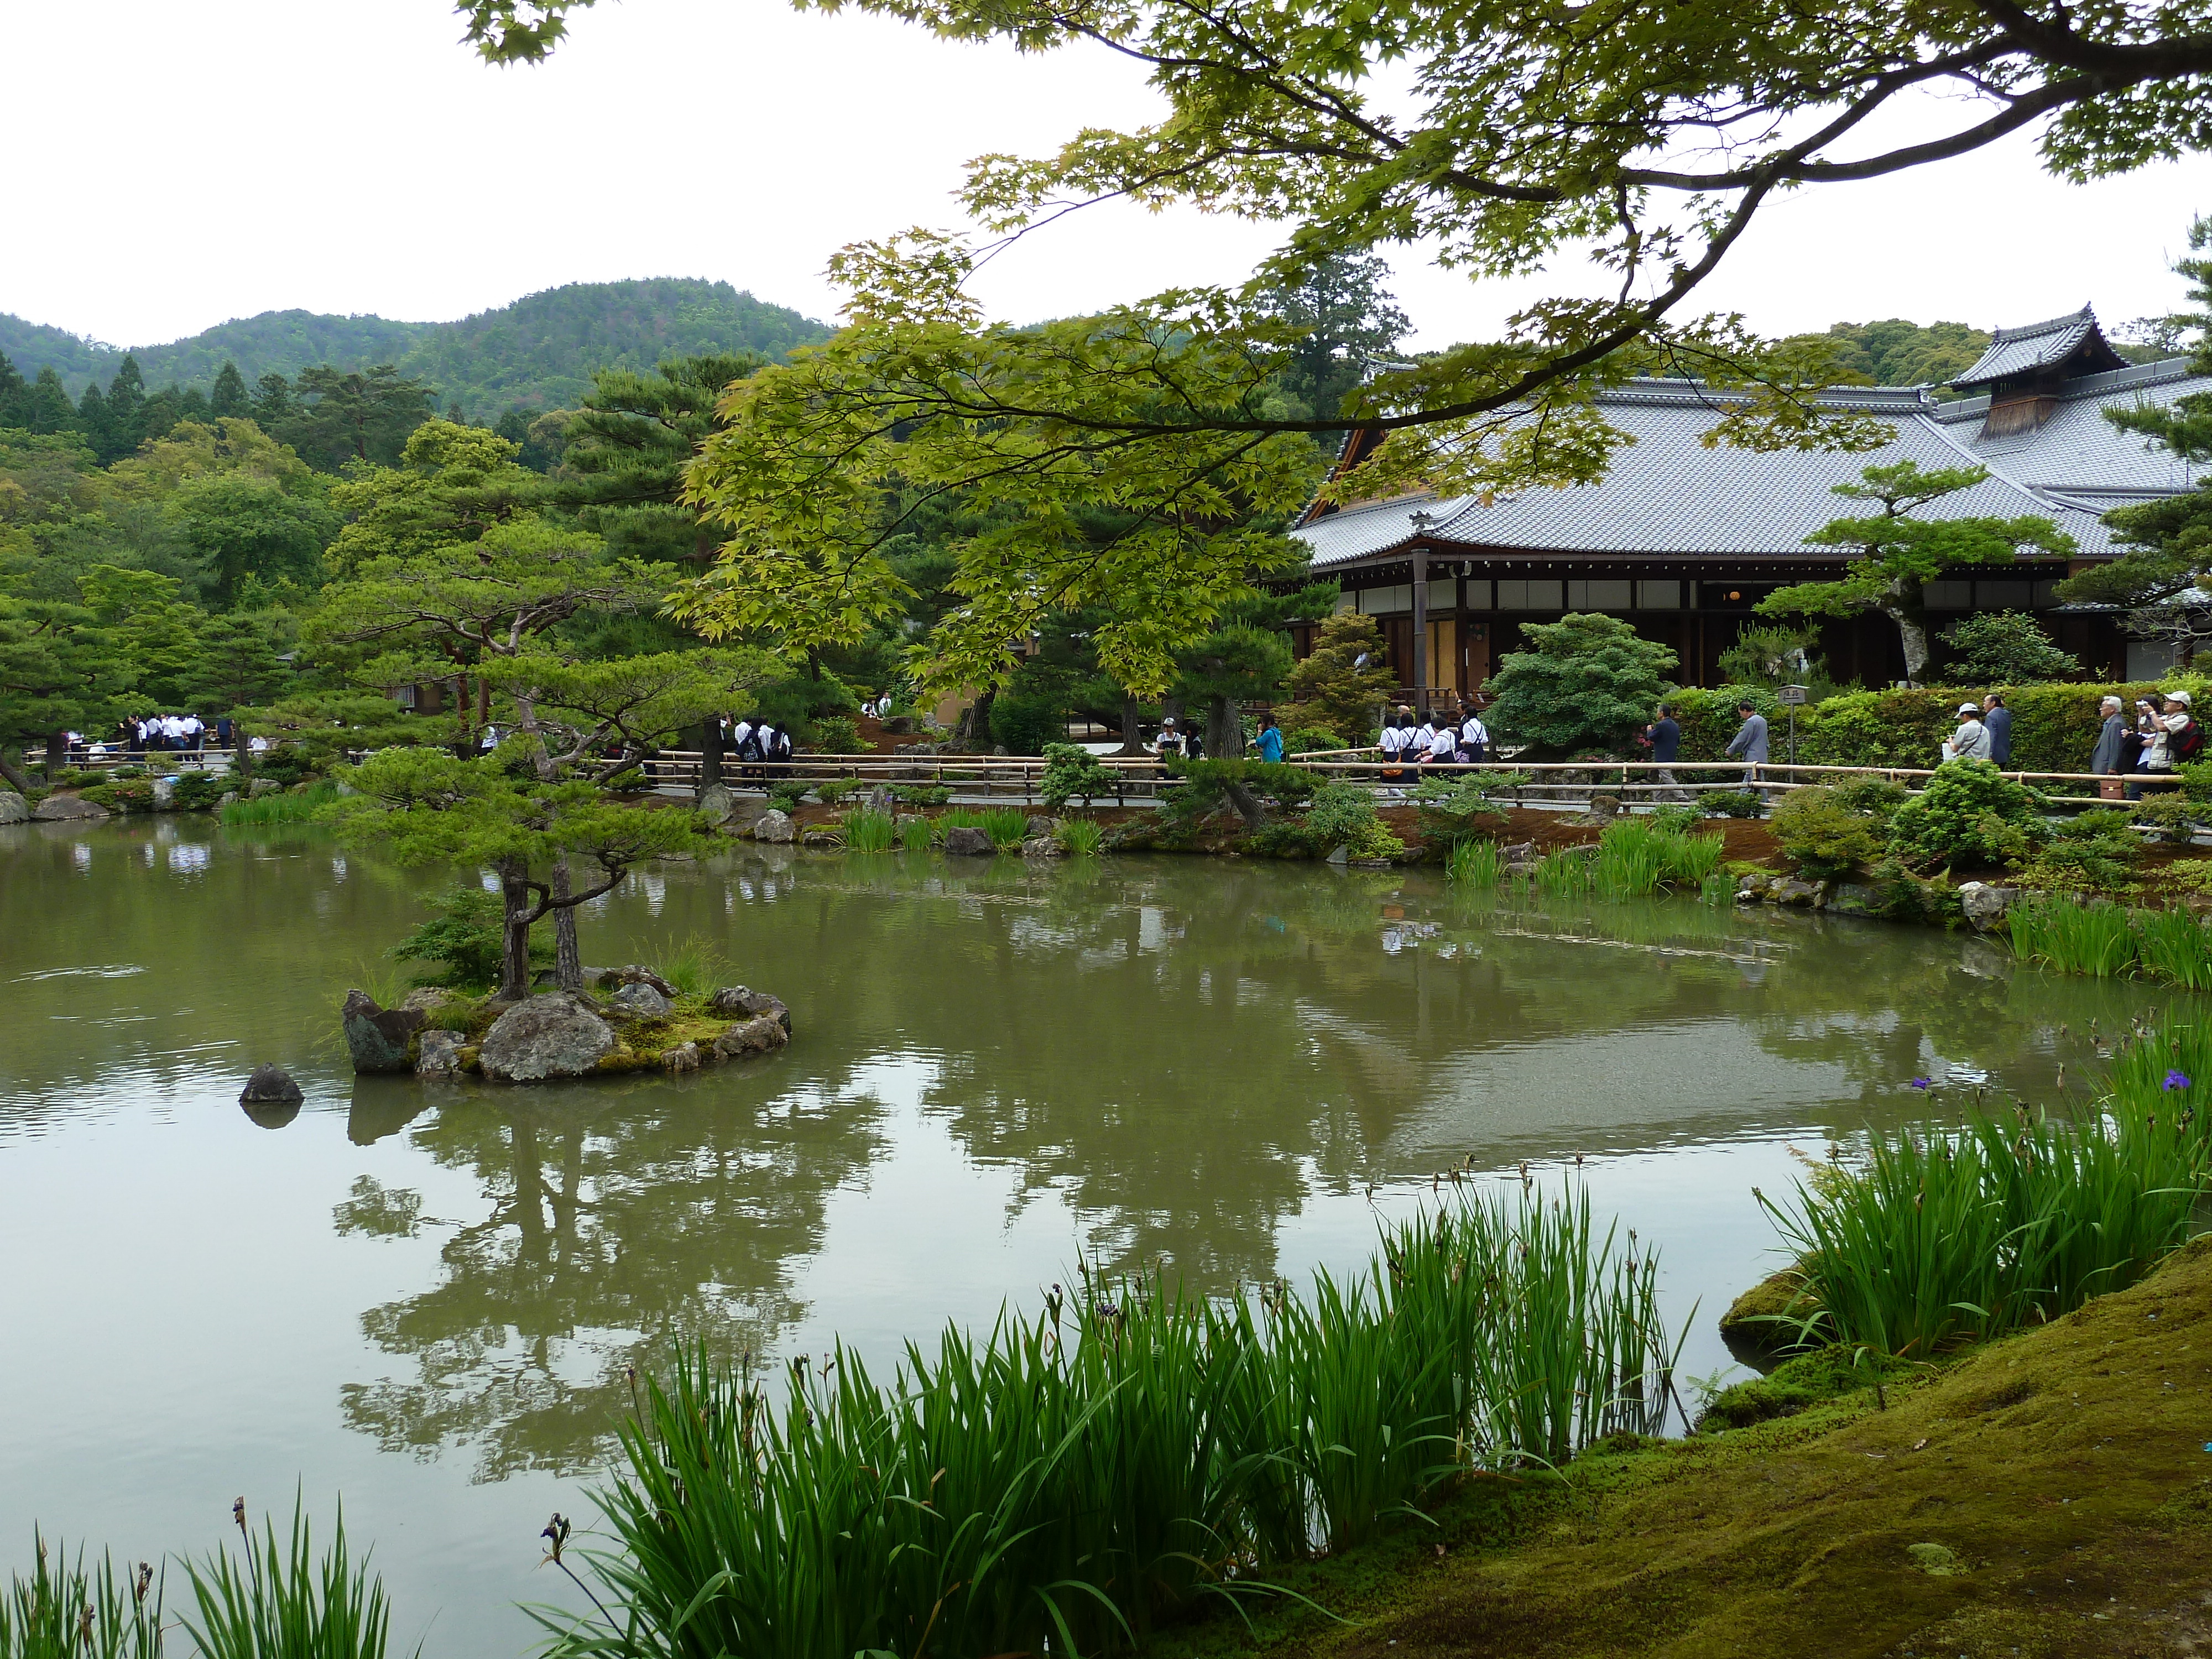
[1411, 539, 1430, 702]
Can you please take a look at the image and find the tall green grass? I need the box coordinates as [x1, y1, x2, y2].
[1444, 837, 1503, 886]
[898, 812, 933, 852]
[2138, 908, 2212, 990]
[541, 1188, 1679, 1659]
[1589, 818, 1724, 898]
[1, 1540, 163, 1659]
[1054, 816, 1105, 855]
[657, 937, 733, 998]
[180, 1501, 407, 1659]
[2006, 896, 2141, 977]
[219, 780, 338, 827]
[1528, 848, 1593, 898]
[1758, 1099, 2208, 1359]
[840, 807, 896, 853]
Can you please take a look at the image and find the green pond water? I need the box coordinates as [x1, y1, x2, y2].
[0, 817, 2191, 1655]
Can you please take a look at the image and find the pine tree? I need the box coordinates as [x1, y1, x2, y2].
[210, 362, 249, 419]
[0, 353, 28, 429]
[249, 373, 295, 432]
[27, 370, 75, 434]
[75, 380, 112, 460]
[105, 354, 147, 458]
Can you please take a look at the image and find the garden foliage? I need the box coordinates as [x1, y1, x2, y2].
[1886, 759, 2046, 870]
[1039, 742, 1122, 810]
[1484, 613, 1677, 755]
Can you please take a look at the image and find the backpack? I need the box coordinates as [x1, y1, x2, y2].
[2175, 719, 2205, 764]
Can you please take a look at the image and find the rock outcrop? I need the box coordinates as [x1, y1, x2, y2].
[942, 825, 993, 857]
[712, 1013, 789, 1062]
[662, 1041, 702, 1073]
[238, 1063, 304, 1106]
[1957, 881, 2020, 932]
[708, 985, 791, 1034]
[342, 990, 425, 1074]
[415, 1030, 466, 1077]
[32, 795, 108, 821]
[478, 993, 615, 1082]
[0, 791, 27, 825]
[753, 809, 795, 843]
[697, 782, 737, 826]
[609, 981, 672, 1019]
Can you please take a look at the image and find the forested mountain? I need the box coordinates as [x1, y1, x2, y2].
[1781, 319, 1993, 391]
[0, 279, 831, 418]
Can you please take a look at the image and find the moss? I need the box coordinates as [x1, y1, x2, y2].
[455, 1046, 480, 1072]
[1697, 1343, 1914, 1432]
[1715, 1264, 1815, 1349]
[1166, 1235, 2212, 1659]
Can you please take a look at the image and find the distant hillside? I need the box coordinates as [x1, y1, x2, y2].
[0, 279, 833, 415]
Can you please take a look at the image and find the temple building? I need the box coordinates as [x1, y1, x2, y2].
[1286, 307, 2206, 695]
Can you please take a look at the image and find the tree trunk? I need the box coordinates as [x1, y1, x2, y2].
[551, 860, 584, 992]
[1223, 779, 1267, 829]
[45, 730, 66, 778]
[499, 867, 535, 1000]
[700, 718, 724, 794]
[958, 690, 996, 751]
[0, 745, 30, 794]
[1207, 694, 1244, 761]
[1880, 581, 1930, 685]
[1119, 693, 1144, 756]
[234, 723, 253, 785]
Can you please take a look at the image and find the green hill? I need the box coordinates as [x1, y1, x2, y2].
[0, 279, 832, 416]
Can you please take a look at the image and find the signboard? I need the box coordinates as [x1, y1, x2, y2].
[1776, 685, 1809, 706]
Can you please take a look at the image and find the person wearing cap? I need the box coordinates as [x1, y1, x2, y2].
[1981, 692, 2013, 767]
[2139, 691, 2204, 796]
[1154, 716, 1184, 761]
[1945, 702, 1991, 763]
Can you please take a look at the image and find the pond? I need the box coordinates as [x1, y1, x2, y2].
[0, 817, 2189, 1656]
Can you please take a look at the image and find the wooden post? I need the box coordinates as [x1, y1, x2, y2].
[1410, 519, 1431, 706]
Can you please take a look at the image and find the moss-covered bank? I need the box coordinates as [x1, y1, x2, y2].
[1162, 1237, 2212, 1659]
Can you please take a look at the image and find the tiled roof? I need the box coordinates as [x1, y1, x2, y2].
[1291, 366, 2209, 570]
[1953, 306, 2114, 387]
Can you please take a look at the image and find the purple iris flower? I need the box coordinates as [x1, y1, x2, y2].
[1909, 1078, 1932, 1091]
[2165, 1070, 2192, 1092]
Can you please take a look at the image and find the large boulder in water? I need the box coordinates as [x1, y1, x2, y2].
[712, 1013, 789, 1063]
[239, 1063, 304, 1106]
[478, 993, 614, 1082]
[942, 825, 993, 857]
[32, 794, 108, 821]
[753, 809, 795, 843]
[342, 990, 424, 1074]
[0, 791, 28, 824]
[708, 985, 790, 1034]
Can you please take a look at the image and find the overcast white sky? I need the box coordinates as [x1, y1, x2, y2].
[4, 0, 2206, 351]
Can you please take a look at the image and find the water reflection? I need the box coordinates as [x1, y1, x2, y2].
[0, 821, 2194, 1494]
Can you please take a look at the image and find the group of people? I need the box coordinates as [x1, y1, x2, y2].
[719, 714, 795, 779]
[2092, 690, 2205, 796]
[1376, 705, 1490, 773]
[122, 712, 217, 754]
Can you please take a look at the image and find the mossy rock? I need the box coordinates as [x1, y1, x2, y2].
[1717, 1263, 1819, 1366]
[1698, 1343, 1911, 1432]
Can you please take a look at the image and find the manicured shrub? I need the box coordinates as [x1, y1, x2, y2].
[1700, 789, 1766, 818]
[1936, 611, 2084, 685]
[808, 714, 871, 755]
[1886, 758, 2045, 869]
[1485, 613, 1678, 754]
[2019, 806, 2145, 889]
[1277, 610, 1399, 743]
[1411, 771, 1526, 848]
[2132, 792, 2204, 845]
[1665, 685, 1775, 761]
[170, 772, 229, 811]
[1039, 742, 1122, 809]
[1282, 725, 1347, 757]
[1768, 785, 1886, 879]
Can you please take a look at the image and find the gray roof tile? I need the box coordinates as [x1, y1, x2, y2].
[1954, 306, 2103, 386]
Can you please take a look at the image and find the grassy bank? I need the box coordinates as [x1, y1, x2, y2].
[1161, 1235, 2212, 1659]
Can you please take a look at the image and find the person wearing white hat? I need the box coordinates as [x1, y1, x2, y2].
[1944, 701, 1991, 763]
[1153, 716, 1184, 760]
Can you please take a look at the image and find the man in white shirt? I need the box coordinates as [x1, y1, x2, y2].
[1945, 702, 1991, 763]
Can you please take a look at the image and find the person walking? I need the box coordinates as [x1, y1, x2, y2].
[1645, 702, 1683, 802]
[2091, 695, 2128, 799]
[1945, 701, 1991, 763]
[1723, 700, 1768, 789]
[1981, 692, 2013, 767]
[1256, 713, 1285, 764]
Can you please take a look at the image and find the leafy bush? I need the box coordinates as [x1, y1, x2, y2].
[807, 715, 870, 755]
[766, 781, 811, 813]
[890, 782, 953, 807]
[814, 779, 862, 806]
[1768, 785, 1887, 879]
[1412, 771, 1527, 848]
[1282, 725, 1347, 757]
[1250, 779, 1402, 859]
[988, 691, 1068, 755]
[2132, 793, 2204, 845]
[1484, 613, 1677, 755]
[1040, 743, 1123, 810]
[1886, 759, 2046, 870]
[251, 748, 318, 787]
[1936, 611, 2083, 685]
[79, 780, 155, 812]
[170, 773, 229, 811]
[389, 885, 541, 989]
[2020, 806, 2145, 889]
[1162, 759, 1318, 830]
[1700, 789, 1766, 819]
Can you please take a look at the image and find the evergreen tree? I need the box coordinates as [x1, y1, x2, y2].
[249, 373, 295, 431]
[74, 380, 113, 461]
[27, 370, 76, 435]
[1252, 254, 1411, 424]
[290, 363, 437, 466]
[105, 355, 148, 457]
[209, 363, 249, 419]
[552, 353, 763, 560]
[1486, 613, 1679, 755]
[1277, 609, 1399, 743]
[0, 353, 28, 429]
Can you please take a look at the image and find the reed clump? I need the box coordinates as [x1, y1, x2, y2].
[540, 1188, 1681, 1659]
[839, 807, 896, 853]
[1758, 1095, 2209, 1360]
[218, 780, 339, 827]
[1588, 818, 1724, 898]
[1444, 837, 1504, 886]
[2007, 894, 2212, 987]
[1, 1539, 163, 1659]
[1053, 816, 1105, 855]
